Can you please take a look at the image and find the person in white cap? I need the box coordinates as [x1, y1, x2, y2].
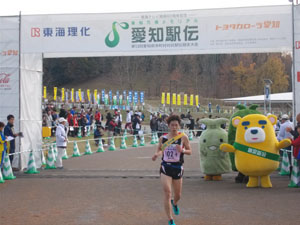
[56, 117, 68, 169]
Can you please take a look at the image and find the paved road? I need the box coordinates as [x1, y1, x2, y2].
[1, 141, 299, 225]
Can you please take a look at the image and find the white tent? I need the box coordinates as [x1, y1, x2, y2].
[223, 92, 293, 104]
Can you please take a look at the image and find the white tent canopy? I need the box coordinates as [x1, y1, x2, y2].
[223, 92, 293, 104]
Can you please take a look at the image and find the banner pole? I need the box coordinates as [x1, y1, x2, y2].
[18, 11, 22, 169]
[291, 1, 296, 124]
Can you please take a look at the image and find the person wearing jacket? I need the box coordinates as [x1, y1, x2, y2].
[108, 117, 117, 145]
[291, 125, 300, 177]
[4, 114, 20, 164]
[150, 115, 158, 133]
[132, 114, 142, 139]
[56, 118, 68, 169]
[0, 122, 8, 169]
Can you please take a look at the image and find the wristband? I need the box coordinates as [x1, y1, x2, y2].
[182, 149, 186, 154]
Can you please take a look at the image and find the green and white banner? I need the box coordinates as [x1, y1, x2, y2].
[20, 5, 292, 57]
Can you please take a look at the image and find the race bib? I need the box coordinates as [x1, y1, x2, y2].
[163, 144, 180, 162]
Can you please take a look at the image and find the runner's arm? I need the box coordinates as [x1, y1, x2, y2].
[152, 137, 163, 161]
[179, 135, 192, 155]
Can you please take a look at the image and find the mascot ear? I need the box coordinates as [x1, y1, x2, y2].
[232, 116, 242, 128]
[267, 114, 277, 125]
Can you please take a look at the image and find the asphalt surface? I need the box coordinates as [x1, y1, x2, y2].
[1, 141, 300, 225]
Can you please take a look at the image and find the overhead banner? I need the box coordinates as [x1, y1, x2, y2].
[20, 5, 292, 57]
[294, 4, 300, 116]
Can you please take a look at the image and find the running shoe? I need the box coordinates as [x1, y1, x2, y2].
[168, 219, 176, 225]
[171, 200, 180, 215]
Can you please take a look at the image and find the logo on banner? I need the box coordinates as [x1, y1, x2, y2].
[0, 73, 11, 84]
[31, 28, 41, 37]
[105, 22, 129, 48]
[296, 41, 300, 50]
[0, 73, 12, 90]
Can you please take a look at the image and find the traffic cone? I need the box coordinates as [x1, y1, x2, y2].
[150, 133, 156, 144]
[84, 140, 93, 155]
[0, 169, 4, 183]
[41, 150, 46, 166]
[25, 151, 40, 174]
[52, 143, 57, 162]
[124, 129, 128, 140]
[279, 149, 290, 176]
[77, 127, 82, 138]
[288, 159, 300, 188]
[87, 126, 91, 137]
[132, 135, 138, 147]
[139, 134, 145, 146]
[155, 132, 159, 143]
[3, 154, 16, 180]
[62, 148, 68, 160]
[120, 136, 127, 149]
[108, 137, 116, 151]
[96, 138, 105, 153]
[189, 130, 193, 141]
[45, 146, 56, 169]
[72, 141, 81, 157]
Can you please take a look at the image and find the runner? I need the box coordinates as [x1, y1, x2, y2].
[152, 114, 192, 225]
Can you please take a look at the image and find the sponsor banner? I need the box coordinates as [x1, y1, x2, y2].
[177, 94, 181, 106]
[134, 91, 138, 103]
[128, 91, 133, 103]
[161, 92, 165, 104]
[21, 6, 292, 57]
[166, 93, 170, 105]
[172, 93, 176, 105]
[294, 5, 300, 116]
[0, 16, 20, 136]
[140, 91, 145, 103]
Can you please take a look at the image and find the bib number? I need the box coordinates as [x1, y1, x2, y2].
[163, 144, 180, 162]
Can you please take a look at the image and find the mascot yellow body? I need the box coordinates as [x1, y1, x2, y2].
[220, 114, 291, 188]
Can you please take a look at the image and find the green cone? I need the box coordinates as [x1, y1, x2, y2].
[45, 147, 56, 170]
[77, 127, 82, 138]
[72, 141, 81, 157]
[0, 169, 4, 183]
[188, 130, 193, 141]
[84, 140, 93, 155]
[109, 137, 116, 151]
[24, 151, 40, 174]
[150, 133, 156, 145]
[3, 154, 16, 180]
[62, 148, 69, 160]
[139, 135, 145, 146]
[288, 159, 300, 188]
[279, 149, 290, 176]
[96, 138, 105, 153]
[132, 135, 138, 147]
[120, 136, 127, 149]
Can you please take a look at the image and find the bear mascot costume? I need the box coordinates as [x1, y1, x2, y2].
[220, 114, 291, 188]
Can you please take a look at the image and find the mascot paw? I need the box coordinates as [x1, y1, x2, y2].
[220, 143, 235, 153]
[212, 175, 222, 181]
[204, 175, 212, 181]
[278, 139, 292, 150]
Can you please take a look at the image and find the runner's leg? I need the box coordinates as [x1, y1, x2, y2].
[172, 178, 182, 206]
[161, 173, 173, 220]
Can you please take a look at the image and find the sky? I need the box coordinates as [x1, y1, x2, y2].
[0, 0, 296, 16]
